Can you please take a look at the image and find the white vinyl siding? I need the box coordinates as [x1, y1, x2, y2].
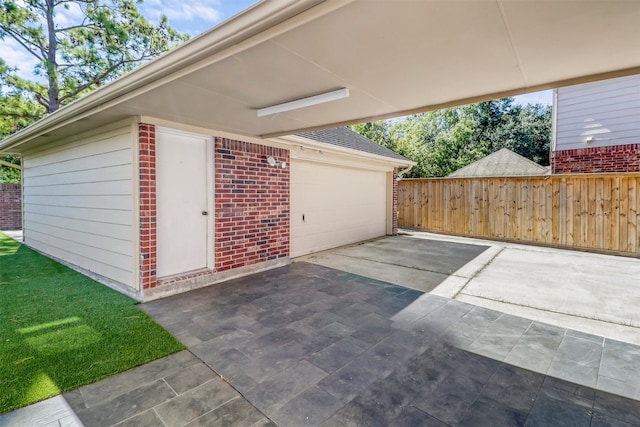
[22, 125, 136, 288]
[555, 74, 640, 150]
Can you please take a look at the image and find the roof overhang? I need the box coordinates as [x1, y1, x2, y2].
[2, 0, 640, 153]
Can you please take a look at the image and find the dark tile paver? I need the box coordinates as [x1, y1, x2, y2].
[317, 356, 381, 404]
[385, 353, 453, 396]
[77, 351, 195, 407]
[412, 371, 484, 425]
[328, 373, 420, 426]
[387, 407, 448, 427]
[154, 378, 238, 426]
[271, 387, 343, 426]
[441, 305, 503, 348]
[73, 380, 176, 426]
[504, 321, 565, 374]
[590, 415, 637, 427]
[242, 341, 310, 383]
[163, 362, 218, 394]
[62, 356, 267, 427]
[184, 397, 267, 427]
[113, 410, 164, 427]
[308, 336, 369, 374]
[480, 363, 544, 413]
[431, 342, 501, 383]
[548, 334, 603, 387]
[459, 397, 528, 427]
[593, 391, 640, 425]
[525, 387, 593, 427]
[244, 360, 328, 414]
[598, 339, 640, 399]
[467, 313, 532, 360]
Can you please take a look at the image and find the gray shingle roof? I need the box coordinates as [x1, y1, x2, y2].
[297, 127, 409, 162]
[447, 148, 549, 177]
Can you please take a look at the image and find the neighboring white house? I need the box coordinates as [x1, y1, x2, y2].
[552, 74, 640, 174]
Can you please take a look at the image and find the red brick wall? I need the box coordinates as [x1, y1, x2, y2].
[214, 137, 290, 272]
[137, 125, 290, 291]
[0, 183, 21, 230]
[552, 144, 640, 174]
[138, 124, 157, 289]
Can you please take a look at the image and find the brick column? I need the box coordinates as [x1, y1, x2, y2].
[138, 124, 157, 289]
[214, 137, 290, 272]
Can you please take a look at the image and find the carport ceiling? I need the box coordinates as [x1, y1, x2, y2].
[3, 0, 640, 150]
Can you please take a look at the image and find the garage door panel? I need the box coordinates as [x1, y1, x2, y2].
[291, 160, 388, 257]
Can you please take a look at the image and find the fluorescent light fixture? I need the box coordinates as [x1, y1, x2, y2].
[257, 88, 349, 117]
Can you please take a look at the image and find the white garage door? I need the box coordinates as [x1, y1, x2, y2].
[291, 160, 388, 257]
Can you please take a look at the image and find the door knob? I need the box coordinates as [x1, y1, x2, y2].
[202, 211, 208, 216]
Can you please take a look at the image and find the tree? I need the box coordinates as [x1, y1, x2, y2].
[493, 104, 552, 165]
[351, 97, 552, 178]
[351, 120, 393, 148]
[0, 154, 21, 183]
[0, 62, 42, 136]
[389, 109, 490, 178]
[0, 0, 188, 125]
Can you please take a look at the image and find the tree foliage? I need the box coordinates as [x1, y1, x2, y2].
[0, 154, 20, 183]
[0, 0, 188, 132]
[352, 98, 551, 178]
[0, 0, 188, 181]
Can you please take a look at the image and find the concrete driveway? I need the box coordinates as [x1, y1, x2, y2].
[300, 231, 640, 346]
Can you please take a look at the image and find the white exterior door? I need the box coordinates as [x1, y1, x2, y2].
[291, 160, 388, 257]
[156, 128, 211, 277]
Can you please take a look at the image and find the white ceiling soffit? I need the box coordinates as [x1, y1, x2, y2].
[2, 0, 640, 152]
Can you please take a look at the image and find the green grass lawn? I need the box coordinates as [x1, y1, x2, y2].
[0, 232, 185, 414]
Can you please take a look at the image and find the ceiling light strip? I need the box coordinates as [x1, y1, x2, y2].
[257, 88, 349, 117]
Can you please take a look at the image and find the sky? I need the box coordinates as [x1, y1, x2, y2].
[137, 0, 258, 36]
[512, 90, 552, 107]
[0, 0, 552, 107]
[0, 0, 258, 81]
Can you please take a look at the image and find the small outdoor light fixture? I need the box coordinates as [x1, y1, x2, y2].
[257, 88, 350, 117]
[267, 156, 287, 168]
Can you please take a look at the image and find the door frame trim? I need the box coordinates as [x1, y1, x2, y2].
[156, 126, 214, 276]
[205, 134, 214, 271]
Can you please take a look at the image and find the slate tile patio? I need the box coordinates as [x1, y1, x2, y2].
[4, 261, 640, 426]
[136, 262, 640, 426]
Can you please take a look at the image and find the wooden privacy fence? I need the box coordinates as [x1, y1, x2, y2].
[398, 174, 640, 256]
